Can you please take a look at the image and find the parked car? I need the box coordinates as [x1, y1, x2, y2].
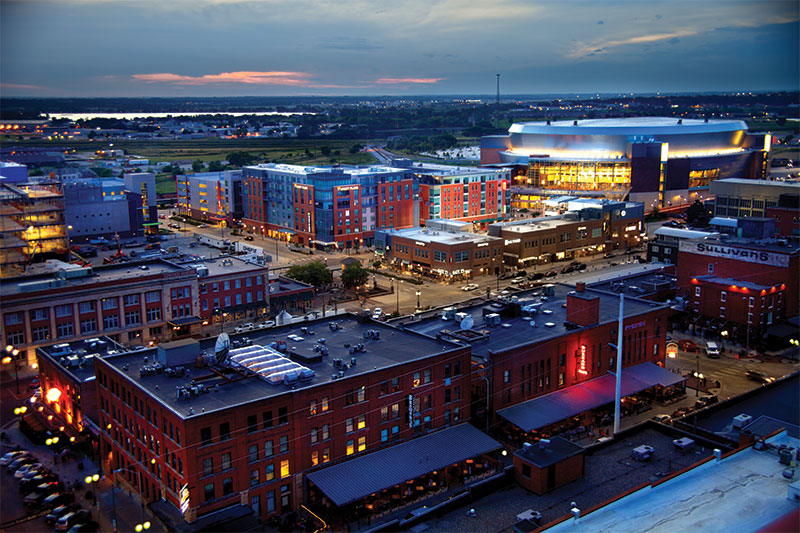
[21, 465, 49, 481]
[68, 520, 99, 533]
[244, 235, 255, 241]
[45, 503, 80, 525]
[0, 450, 28, 466]
[511, 277, 525, 284]
[20, 473, 58, 493]
[43, 492, 75, 509]
[560, 265, 575, 274]
[672, 406, 693, 418]
[23, 482, 60, 506]
[745, 369, 774, 384]
[604, 253, 616, 258]
[198, 224, 208, 228]
[694, 395, 719, 409]
[652, 414, 672, 423]
[256, 321, 275, 329]
[7, 455, 35, 472]
[704, 341, 720, 358]
[461, 283, 479, 291]
[528, 272, 544, 281]
[168, 223, 180, 229]
[234, 323, 255, 333]
[56, 509, 90, 531]
[544, 270, 558, 278]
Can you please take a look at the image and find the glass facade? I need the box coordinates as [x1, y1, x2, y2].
[527, 160, 631, 191]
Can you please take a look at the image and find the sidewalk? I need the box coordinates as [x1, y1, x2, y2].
[1, 422, 164, 533]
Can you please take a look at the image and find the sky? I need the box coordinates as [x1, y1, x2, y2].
[1, 0, 798, 97]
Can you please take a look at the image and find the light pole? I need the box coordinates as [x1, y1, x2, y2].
[45, 436, 59, 464]
[13, 406, 27, 422]
[3, 345, 20, 394]
[85, 473, 100, 511]
[694, 353, 701, 397]
[416, 290, 421, 309]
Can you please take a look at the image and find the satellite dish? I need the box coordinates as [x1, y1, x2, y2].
[215, 333, 231, 364]
[460, 315, 474, 331]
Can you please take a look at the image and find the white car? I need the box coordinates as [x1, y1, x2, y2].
[14, 462, 42, 479]
[0, 451, 27, 466]
[256, 321, 275, 329]
[234, 323, 254, 333]
[461, 284, 479, 291]
[372, 307, 382, 319]
[287, 334, 304, 342]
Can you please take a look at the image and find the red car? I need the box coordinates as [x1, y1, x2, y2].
[678, 339, 698, 353]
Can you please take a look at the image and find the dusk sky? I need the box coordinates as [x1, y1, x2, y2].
[2, 0, 798, 97]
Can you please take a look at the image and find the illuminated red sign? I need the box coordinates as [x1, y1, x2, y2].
[578, 345, 588, 375]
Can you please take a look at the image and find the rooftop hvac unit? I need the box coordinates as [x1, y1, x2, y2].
[732, 413, 752, 429]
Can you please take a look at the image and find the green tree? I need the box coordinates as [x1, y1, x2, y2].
[286, 260, 332, 287]
[90, 167, 113, 178]
[349, 143, 364, 154]
[161, 164, 174, 174]
[227, 151, 255, 167]
[686, 200, 709, 225]
[341, 263, 369, 290]
[320, 146, 332, 157]
[192, 160, 205, 173]
[208, 160, 224, 172]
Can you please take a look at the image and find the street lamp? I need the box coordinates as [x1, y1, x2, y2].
[85, 473, 100, 510]
[4, 345, 20, 394]
[46, 436, 59, 464]
[135, 521, 151, 532]
[416, 290, 421, 309]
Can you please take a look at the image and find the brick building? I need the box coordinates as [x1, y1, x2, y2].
[187, 257, 269, 324]
[765, 193, 800, 238]
[374, 226, 504, 280]
[676, 236, 800, 317]
[489, 199, 645, 267]
[513, 437, 585, 495]
[94, 315, 487, 526]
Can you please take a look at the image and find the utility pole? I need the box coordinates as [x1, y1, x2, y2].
[613, 294, 624, 435]
[496, 74, 500, 105]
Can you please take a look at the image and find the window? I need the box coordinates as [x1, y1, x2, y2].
[32, 325, 50, 343]
[309, 400, 317, 416]
[695, 287, 701, 297]
[248, 414, 257, 433]
[56, 322, 74, 338]
[264, 440, 273, 457]
[322, 447, 330, 463]
[346, 418, 354, 433]
[249, 444, 259, 462]
[146, 308, 161, 322]
[79, 301, 96, 314]
[310, 428, 318, 443]
[381, 428, 389, 442]
[124, 294, 140, 306]
[125, 311, 141, 326]
[280, 459, 289, 478]
[267, 490, 275, 513]
[357, 435, 366, 452]
[749, 297, 755, 308]
[203, 458, 213, 476]
[250, 469, 260, 487]
[720, 307, 726, 318]
[219, 422, 230, 441]
[55, 304, 72, 318]
[381, 406, 389, 422]
[357, 386, 366, 402]
[321, 397, 329, 412]
[708, 263, 714, 274]
[145, 291, 160, 303]
[223, 477, 233, 495]
[278, 407, 288, 425]
[423, 369, 431, 384]
[221, 453, 231, 470]
[80, 318, 97, 334]
[322, 424, 329, 440]
[101, 299, 117, 311]
[204, 483, 215, 502]
[504, 369, 510, 383]
[346, 439, 354, 455]
[263, 411, 273, 430]
[279, 435, 288, 453]
[103, 315, 119, 330]
[521, 464, 531, 479]
[311, 450, 319, 466]
[265, 463, 275, 481]
[413, 372, 421, 387]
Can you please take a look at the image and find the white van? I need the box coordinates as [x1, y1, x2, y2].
[705, 341, 720, 358]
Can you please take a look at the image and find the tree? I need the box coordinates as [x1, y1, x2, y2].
[320, 146, 332, 157]
[349, 143, 364, 154]
[286, 260, 332, 287]
[686, 200, 709, 225]
[90, 167, 113, 178]
[208, 160, 224, 172]
[161, 164, 174, 174]
[192, 160, 205, 173]
[227, 151, 255, 167]
[341, 263, 369, 290]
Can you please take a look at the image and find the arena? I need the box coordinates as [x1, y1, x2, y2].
[481, 117, 771, 211]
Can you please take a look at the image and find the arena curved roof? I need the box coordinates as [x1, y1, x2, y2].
[509, 117, 747, 136]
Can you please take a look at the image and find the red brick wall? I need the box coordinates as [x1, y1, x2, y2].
[513, 452, 584, 495]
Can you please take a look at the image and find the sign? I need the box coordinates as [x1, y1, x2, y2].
[477, 242, 489, 247]
[666, 342, 678, 359]
[679, 241, 790, 268]
[577, 345, 588, 375]
[180, 484, 190, 514]
[407, 395, 414, 428]
[624, 320, 645, 332]
[505, 238, 521, 245]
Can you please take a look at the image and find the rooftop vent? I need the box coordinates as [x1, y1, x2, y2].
[229, 344, 314, 385]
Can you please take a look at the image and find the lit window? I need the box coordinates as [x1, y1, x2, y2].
[280, 459, 289, 478]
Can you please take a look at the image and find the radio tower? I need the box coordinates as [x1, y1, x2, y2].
[496, 74, 500, 105]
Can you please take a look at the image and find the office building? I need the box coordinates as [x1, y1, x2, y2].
[481, 118, 771, 211]
[62, 172, 157, 241]
[95, 315, 486, 526]
[242, 164, 417, 249]
[176, 170, 243, 226]
[0, 177, 68, 278]
[374, 226, 504, 280]
[766, 193, 800, 237]
[489, 199, 644, 267]
[710, 178, 798, 219]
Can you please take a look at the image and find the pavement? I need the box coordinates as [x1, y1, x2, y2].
[0, 421, 164, 533]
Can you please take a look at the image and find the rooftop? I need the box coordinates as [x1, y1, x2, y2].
[179, 256, 266, 278]
[244, 163, 405, 177]
[405, 284, 667, 358]
[408, 162, 506, 176]
[0, 259, 190, 298]
[269, 275, 313, 295]
[37, 336, 127, 384]
[588, 270, 677, 299]
[654, 226, 719, 240]
[684, 235, 800, 254]
[712, 177, 799, 188]
[101, 313, 462, 419]
[383, 227, 502, 246]
[497, 217, 581, 234]
[543, 430, 799, 533]
[693, 275, 780, 292]
[514, 436, 584, 468]
[510, 117, 747, 136]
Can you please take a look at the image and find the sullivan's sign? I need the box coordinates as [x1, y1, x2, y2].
[679, 241, 789, 267]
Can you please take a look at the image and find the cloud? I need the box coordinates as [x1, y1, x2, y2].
[568, 29, 696, 58]
[0, 83, 47, 90]
[131, 71, 313, 86]
[318, 37, 382, 50]
[374, 77, 444, 84]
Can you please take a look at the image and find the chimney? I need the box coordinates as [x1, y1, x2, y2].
[566, 293, 600, 326]
[576, 282, 586, 293]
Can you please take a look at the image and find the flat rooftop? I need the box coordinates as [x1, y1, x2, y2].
[37, 336, 126, 384]
[498, 217, 579, 234]
[178, 256, 266, 277]
[103, 314, 461, 420]
[422, 426, 715, 533]
[1, 259, 189, 297]
[543, 431, 799, 533]
[589, 270, 676, 299]
[405, 284, 666, 358]
[712, 177, 799, 188]
[245, 163, 405, 177]
[269, 276, 313, 294]
[685, 235, 800, 254]
[386, 227, 501, 246]
[409, 162, 505, 176]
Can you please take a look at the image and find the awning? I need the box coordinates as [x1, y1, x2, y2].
[167, 316, 204, 327]
[497, 362, 685, 432]
[305, 424, 501, 507]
